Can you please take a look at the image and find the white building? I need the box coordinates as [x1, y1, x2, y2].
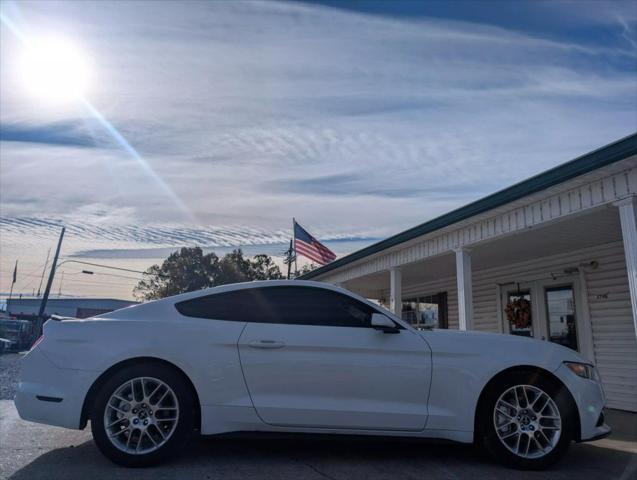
[301, 133, 637, 412]
[6, 297, 138, 319]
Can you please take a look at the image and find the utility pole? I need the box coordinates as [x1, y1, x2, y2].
[37, 227, 65, 331]
[8, 260, 17, 304]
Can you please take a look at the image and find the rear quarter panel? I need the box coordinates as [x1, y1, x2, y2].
[39, 301, 252, 409]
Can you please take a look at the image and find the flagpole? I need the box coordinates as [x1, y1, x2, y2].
[286, 239, 293, 280]
[292, 218, 298, 278]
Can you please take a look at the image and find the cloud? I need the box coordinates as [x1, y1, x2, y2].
[302, 0, 637, 53]
[0, 120, 102, 147]
[264, 172, 497, 199]
[0, 215, 287, 246]
[0, 214, 378, 271]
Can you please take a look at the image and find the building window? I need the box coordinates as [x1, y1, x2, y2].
[401, 292, 448, 329]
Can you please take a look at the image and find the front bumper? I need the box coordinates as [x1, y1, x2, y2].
[553, 363, 611, 442]
[583, 423, 612, 442]
[14, 347, 97, 430]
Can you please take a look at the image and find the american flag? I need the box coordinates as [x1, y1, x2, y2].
[294, 220, 336, 266]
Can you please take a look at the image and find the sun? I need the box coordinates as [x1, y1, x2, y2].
[19, 36, 92, 102]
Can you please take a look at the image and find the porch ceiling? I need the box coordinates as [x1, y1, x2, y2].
[470, 204, 622, 271]
[345, 270, 389, 298]
[342, 204, 623, 296]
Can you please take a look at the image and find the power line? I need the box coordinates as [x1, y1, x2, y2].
[37, 248, 51, 296]
[12, 260, 52, 292]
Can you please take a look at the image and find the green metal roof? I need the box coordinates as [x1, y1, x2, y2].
[300, 132, 637, 280]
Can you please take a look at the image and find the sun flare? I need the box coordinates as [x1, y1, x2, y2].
[19, 36, 92, 102]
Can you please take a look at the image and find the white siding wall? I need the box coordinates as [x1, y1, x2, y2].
[586, 246, 637, 411]
[383, 241, 637, 411]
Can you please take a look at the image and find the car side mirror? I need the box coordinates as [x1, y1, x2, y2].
[371, 313, 400, 334]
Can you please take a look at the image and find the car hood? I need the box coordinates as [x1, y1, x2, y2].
[418, 328, 589, 370]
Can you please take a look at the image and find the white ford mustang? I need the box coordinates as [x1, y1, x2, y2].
[16, 280, 610, 469]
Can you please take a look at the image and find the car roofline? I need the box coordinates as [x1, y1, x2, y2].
[164, 280, 411, 329]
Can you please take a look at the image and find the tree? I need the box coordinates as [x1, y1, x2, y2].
[133, 247, 218, 300]
[296, 262, 318, 277]
[217, 249, 252, 285]
[250, 254, 284, 280]
[134, 247, 283, 300]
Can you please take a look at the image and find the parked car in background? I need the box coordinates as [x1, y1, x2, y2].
[0, 318, 33, 351]
[15, 281, 610, 469]
[0, 337, 11, 355]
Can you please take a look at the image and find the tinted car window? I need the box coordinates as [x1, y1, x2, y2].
[175, 286, 375, 327]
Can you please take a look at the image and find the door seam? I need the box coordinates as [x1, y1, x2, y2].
[236, 322, 269, 426]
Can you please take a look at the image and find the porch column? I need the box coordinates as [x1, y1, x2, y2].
[455, 248, 473, 330]
[616, 196, 637, 338]
[389, 267, 402, 317]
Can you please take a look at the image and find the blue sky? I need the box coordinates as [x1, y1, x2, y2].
[0, 0, 635, 298]
[307, 0, 636, 50]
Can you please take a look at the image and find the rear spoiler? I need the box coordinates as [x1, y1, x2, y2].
[49, 315, 77, 322]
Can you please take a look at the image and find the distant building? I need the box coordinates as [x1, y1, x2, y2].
[6, 297, 138, 319]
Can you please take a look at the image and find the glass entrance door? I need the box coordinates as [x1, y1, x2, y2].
[501, 278, 583, 353]
[544, 285, 579, 351]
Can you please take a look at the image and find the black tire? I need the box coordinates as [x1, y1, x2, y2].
[90, 362, 195, 467]
[479, 371, 576, 470]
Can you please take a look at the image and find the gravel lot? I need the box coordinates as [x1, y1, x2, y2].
[0, 352, 22, 400]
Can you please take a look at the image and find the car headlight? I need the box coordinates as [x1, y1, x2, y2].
[565, 362, 599, 381]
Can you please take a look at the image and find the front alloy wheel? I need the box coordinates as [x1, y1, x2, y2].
[481, 372, 575, 470]
[493, 385, 562, 459]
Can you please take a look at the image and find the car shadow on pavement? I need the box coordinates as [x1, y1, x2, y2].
[8, 435, 637, 480]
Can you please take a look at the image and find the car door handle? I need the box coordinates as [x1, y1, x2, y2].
[248, 340, 286, 349]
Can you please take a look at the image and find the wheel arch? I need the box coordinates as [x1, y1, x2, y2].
[80, 356, 201, 431]
[473, 365, 581, 443]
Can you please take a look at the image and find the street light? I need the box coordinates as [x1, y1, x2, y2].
[55, 260, 148, 275]
[38, 255, 155, 327]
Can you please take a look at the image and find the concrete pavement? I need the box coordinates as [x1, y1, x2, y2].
[1, 400, 635, 480]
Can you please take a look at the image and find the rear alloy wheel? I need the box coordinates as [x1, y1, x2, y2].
[481, 372, 575, 470]
[91, 363, 194, 467]
[103, 377, 179, 455]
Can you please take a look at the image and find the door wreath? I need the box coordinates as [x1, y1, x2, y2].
[505, 297, 532, 329]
